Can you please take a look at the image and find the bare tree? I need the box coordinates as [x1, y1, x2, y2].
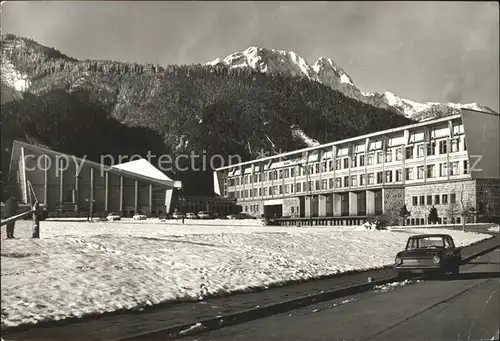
[457, 183, 476, 231]
[447, 201, 460, 229]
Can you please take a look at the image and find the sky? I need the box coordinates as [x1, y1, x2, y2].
[1, 1, 499, 111]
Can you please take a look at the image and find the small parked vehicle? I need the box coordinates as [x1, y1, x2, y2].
[394, 234, 462, 278]
[172, 212, 185, 219]
[106, 212, 121, 222]
[186, 212, 197, 219]
[92, 216, 107, 222]
[197, 211, 211, 219]
[133, 214, 147, 220]
[235, 212, 256, 220]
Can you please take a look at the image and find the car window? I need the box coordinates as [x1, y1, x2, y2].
[445, 237, 455, 248]
[418, 237, 445, 248]
[444, 238, 451, 248]
[407, 239, 418, 249]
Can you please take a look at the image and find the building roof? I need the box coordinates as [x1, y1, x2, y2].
[112, 158, 182, 188]
[214, 114, 462, 171]
[11, 140, 182, 189]
[215, 109, 498, 171]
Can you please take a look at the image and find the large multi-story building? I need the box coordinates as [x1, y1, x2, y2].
[213, 109, 500, 226]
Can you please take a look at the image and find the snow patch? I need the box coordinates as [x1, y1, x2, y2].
[373, 279, 423, 292]
[1, 58, 30, 92]
[1, 58, 30, 103]
[340, 74, 353, 85]
[179, 322, 207, 336]
[291, 127, 320, 147]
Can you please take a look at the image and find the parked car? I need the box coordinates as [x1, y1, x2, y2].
[92, 217, 107, 222]
[197, 211, 212, 219]
[394, 234, 462, 278]
[235, 212, 256, 220]
[172, 212, 185, 219]
[186, 212, 197, 219]
[106, 212, 121, 221]
[133, 214, 147, 220]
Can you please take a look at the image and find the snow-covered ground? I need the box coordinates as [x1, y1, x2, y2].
[0, 220, 491, 328]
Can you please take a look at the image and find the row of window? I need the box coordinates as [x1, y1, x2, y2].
[411, 193, 457, 206]
[407, 217, 461, 226]
[227, 139, 467, 186]
[227, 161, 469, 199]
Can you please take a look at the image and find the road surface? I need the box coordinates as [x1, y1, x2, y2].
[185, 247, 500, 341]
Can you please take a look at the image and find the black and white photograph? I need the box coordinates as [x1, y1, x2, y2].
[1, 1, 499, 340]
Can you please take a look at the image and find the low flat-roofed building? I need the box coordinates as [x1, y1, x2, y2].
[7, 140, 182, 217]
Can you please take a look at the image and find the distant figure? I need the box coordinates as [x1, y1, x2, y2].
[362, 220, 372, 230]
[32, 201, 41, 239]
[4, 196, 19, 239]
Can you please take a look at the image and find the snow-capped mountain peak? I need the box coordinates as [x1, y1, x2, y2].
[207, 47, 496, 121]
[312, 57, 354, 86]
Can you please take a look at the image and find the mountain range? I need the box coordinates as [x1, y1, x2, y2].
[207, 46, 496, 121]
[0, 33, 494, 199]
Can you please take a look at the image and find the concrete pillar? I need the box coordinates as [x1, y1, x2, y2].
[366, 190, 375, 215]
[134, 180, 139, 213]
[74, 171, 79, 213]
[44, 156, 48, 206]
[319, 194, 327, 217]
[149, 184, 153, 215]
[349, 192, 358, 216]
[326, 194, 333, 216]
[119, 176, 124, 213]
[89, 167, 94, 218]
[304, 196, 312, 217]
[333, 193, 342, 216]
[59, 159, 64, 206]
[104, 172, 109, 212]
[381, 188, 385, 214]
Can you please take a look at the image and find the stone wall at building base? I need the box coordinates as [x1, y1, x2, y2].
[383, 187, 405, 225]
[476, 179, 500, 222]
[404, 180, 476, 225]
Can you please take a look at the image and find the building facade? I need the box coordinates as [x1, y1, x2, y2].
[7, 141, 182, 217]
[171, 195, 240, 217]
[213, 109, 500, 225]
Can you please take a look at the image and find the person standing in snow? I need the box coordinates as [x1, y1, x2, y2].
[32, 201, 41, 239]
[4, 196, 19, 239]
